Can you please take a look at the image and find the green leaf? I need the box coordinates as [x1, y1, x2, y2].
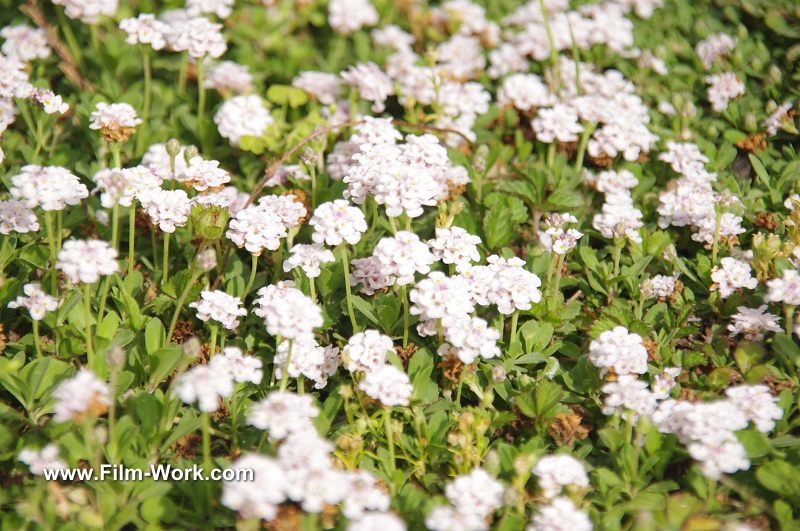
[408, 348, 439, 403]
[147, 346, 185, 392]
[483, 204, 514, 249]
[756, 460, 800, 498]
[144, 318, 165, 355]
[140, 496, 177, 524]
[736, 430, 770, 458]
[351, 295, 382, 330]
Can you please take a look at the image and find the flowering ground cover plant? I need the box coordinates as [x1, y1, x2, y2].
[1, 0, 800, 528]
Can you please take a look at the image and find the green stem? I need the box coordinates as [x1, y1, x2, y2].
[32, 320, 42, 358]
[539, 0, 561, 93]
[400, 284, 409, 348]
[280, 339, 294, 392]
[97, 275, 112, 325]
[550, 253, 565, 308]
[309, 164, 317, 210]
[544, 251, 556, 312]
[573, 124, 594, 171]
[196, 57, 207, 154]
[509, 310, 519, 345]
[362, 196, 380, 244]
[44, 211, 58, 295]
[546, 142, 556, 169]
[162, 231, 170, 286]
[711, 208, 723, 267]
[388, 216, 398, 235]
[32, 113, 46, 163]
[309, 276, 316, 303]
[340, 245, 359, 333]
[136, 47, 152, 157]
[56, 210, 63, 251]
[208, 325, 218, 359]
[111, 203, 120, 252]
[167, 268, 204, 343]
[243, 253, 258, 296]
[108, 368, 118, 463]
[384, 408, 396, 496]
[202, 412, 212, 502]
[84, 283, 95, 367]
[785, 305, 796, 332]
[56, 8, 85, 72]
[127, 204, 136, 281]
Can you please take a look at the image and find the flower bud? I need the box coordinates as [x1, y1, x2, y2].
[184, 145, 199, 162]
[195, 248, 217, 272]
[767, 64, 782, 84]
[301, 146, 317, 166]
[473, 144, 489, 174]
[491, 365, 507, 382]
[190, 205, 230, 243]
[750, 57, 764, 72]
[166, 138, 181, 157]
[183, 336, 202, 359]
[662, 244, 677, 261]
[744, 113, 758, 133]
[106, 346, 126, 369]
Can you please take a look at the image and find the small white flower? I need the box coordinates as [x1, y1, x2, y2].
[189, 290, 248, 330]
[175, 364, 234, 412]
[52, 369, 110, 423]
[18, 444, 67, 475]
[210, 346, 263, 384]
[359, 364, 413, 406]
[56, 239, 119, 284]
[7, 283, 59, 320]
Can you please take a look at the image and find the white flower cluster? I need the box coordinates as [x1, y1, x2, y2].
[56, 239, 119, 284]
[640, 273, 679, 299]
[119, 14, 168, 50]
[175, 364, 234, 412]
[7, 283, 59, 320]
[205, 61, 253, 94]
[343, 122, 470, 218]
[247, 390, 319, 440]
[18, 444, 68, 475]
[214, 94, 273, 147]
[223, 428, 390, 522]
[485, 255, 542, 314]
[210, 346, 263, 384]
[426, 468, 504, 531]
[589, 326, 648, 375]
[765, 269, 800, 306]
[705, 72, 745, 113]
[1, 25, 51, 63]
[178, 156, 230, 191]
[727, 306, 783, 341]
[10, 165, 89, 211]
[142, 189, 192, 232]
[0, 53, 28, 99]
[328, 0, 378, 34]
[437, 316, 502, 364]
[657, 142, 745, 245]
[373, 231, 436, 285]
[310, 199, 367, 246]
[427, 227, 482, 269]
[348, 511, 406, 531]
[255, 283, 323, 339]
[711, 257, 758, 298]
[283, 244, 335, 278]
[696, 33, 736, 69]
[0, 199, 39, 234]
[341, 61, 394, 113]
[274, 336, 340, 389]
[89, 102, 142, 137]
[52, 369, 110, 423]
[292, 71, 341, 105]
[527, 497, 593, 531]
[496, 73, 554, 111]
[52, 0, 118, 24]
[592, 188, 644, 244]
[168, 16, 227, 58]
[539, 213, 583, 255]
[189, 290, 248, 330]
[532, 103, 584, 143]
[653, 386, 781, 480]
[410, 272, 474, 325]
[762, 102, 793, 137]
[186, 0, 234, 19]
[343, 330, 394, 373]
[531, 454, 590, 498]
[359, 364, 413, 406]
[24, 87, 69, 115]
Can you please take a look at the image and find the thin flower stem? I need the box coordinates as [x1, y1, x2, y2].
[711, 207, 723, 267]
[208, 325, 218, 359]
[539, 0, 561, 93]
[127, 204, 136, 281]
[56, 210, 63, 252]
[84, 282, 95, 367]
[243, 253, 258, 296]
[509, 310, 519, 345]
[279, 339, 293, 392]
[167, 268, 204, 343]
[196, 57, 208, 154]
[573, 123, 595, 171]
[55, 7, 85, 72]
[32, 113, 46, 162]
[44, 211, 58, 295]
[201, 411, 212, 507]
[550, 253, 565, 308]
[162, 232, 170, 286]
[400, 284, 409, 348]
[388, 216, 398, 235]
[384, 407, 396, 496]
[546, 142, 556, 169]
[340, 245, 359, 333]
[97, 275, 112, 325]
[111, 203, 120, 252]
[309, 277, 316, 303]
[32, 320, 42, 358]
[136, 47, 152, 157]
[108, 367, 118, 463]
[785, 305, 796, 332]
[309, 164, 317, 210]
[544, 251, 556, 312]
[362, 196, 380, 244]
